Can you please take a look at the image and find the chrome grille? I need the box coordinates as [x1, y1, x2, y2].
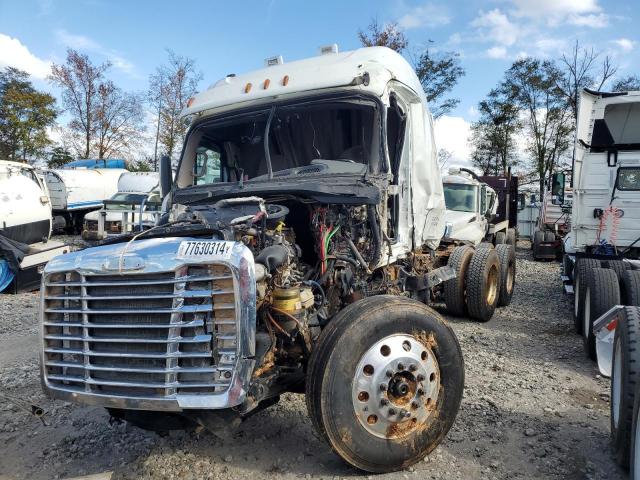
[42, 265, 238, 398]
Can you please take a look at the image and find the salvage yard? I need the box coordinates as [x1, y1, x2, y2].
[0, 241, 625, 480]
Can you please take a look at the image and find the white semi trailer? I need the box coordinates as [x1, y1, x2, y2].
[0, 160, 69, 293]
[38, 46, 514, 472]
[558, 88, 640, 474]
[43, 168, 127, 233]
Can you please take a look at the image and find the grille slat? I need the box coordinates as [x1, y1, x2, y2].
[43, 266, 238, 398]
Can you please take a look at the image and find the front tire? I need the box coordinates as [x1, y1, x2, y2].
[305, 296, 464, 473]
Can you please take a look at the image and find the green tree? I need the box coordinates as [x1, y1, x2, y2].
[48, 146, 73, 168]
[470, 85, 522, 175]
[0, 67, 57, 163]
[127, 159, 153, 172]
[504, 58, 573, 195]
[357, 20, 465, 118]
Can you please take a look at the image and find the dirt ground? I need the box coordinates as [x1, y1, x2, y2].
[0, 241, 625, 479]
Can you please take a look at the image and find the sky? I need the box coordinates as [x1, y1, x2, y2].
[0, 0, 638, 167]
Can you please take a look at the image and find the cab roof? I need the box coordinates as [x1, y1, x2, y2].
[443, 174, 478, 186]
[181, 46, 427, 118]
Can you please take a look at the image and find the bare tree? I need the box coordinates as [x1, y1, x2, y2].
[148, 50, 202, 162]
[49, 49, 111, 158]
[611, 75, 640, 92]
[94, 81, 145, 159]
[556, 40, 617, 120]
[437, 148, 452, 171]
[357, 19, 408, 53]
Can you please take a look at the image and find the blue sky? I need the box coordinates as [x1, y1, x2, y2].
[0, 0, 638, 164]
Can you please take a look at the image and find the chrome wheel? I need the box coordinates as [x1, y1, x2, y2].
[352, 334, 440, 439]
[486, 265, 499, 305]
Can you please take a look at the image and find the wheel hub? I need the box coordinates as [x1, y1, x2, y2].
[352, 334, 440, 439]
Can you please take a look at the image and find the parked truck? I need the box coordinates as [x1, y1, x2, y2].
[559, 88, 640, 473]
[43, 168, 127, 233]
[0, 160, 69, 293]
[82, 172, 161, 240]
[39, 46, 515, 472]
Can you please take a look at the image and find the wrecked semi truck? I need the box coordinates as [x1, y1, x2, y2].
[37, 47, 509, 472]
[560, 88, 640, 472]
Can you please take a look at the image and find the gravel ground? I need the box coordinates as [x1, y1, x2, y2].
[0, 241, 625, 480]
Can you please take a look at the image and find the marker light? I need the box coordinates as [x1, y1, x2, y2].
[319, 44, 339, 55]
[263, 79, 271, 90]
[244, 83, 252, 94]
[186, 97, 195, 108]
[264, 55, 284, 67]
[282, 75, 289, 86]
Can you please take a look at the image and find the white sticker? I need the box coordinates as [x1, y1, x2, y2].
[177, 240, 235, 259]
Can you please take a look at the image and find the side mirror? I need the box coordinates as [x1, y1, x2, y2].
[551, 172, 565, 205]
[160, 155, 172, 198]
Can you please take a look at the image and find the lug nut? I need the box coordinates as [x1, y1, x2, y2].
[417, 374, 425, 382]
[380, 398, 389, 406]
[388, 408, 396, 415]
[400, 409, 410, 418]
[409, 364, 417, 372]
[380, 383, 388, 391]
[386, 369, 393, 377]
[411, 401, 420, 409]
[417, 388, 424, 396]
[397, 363, 405, 370]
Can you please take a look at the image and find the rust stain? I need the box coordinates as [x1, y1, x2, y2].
[414, 330, 438, 350]
[252, 350, 275, 378]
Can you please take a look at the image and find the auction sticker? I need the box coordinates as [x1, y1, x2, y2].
[177, 240, 235, 259]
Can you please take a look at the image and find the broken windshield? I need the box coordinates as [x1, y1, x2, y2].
[176, 96, 381, 189]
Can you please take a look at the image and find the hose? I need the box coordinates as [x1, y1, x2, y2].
[367, 205, 382, 269]
[303, 279, 326, 307]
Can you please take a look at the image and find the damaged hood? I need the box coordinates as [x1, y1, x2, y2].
[443, 210, 484, 244]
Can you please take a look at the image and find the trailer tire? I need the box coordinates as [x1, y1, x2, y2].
[506, 228, 517, 247]
[611, 307, 640, 468]
[544, 231, 556, 242]
[466, 248, 501, 322]
[584, 268, 621, 360]
[495, 244, 516, 307]
[604, 259, 631, 282]
[495, 231, 506, 245]
[305, 295, 464, 473]
[629, 380, 640, 477]
[443, 246, 474, 316]
[573, 258, 601, 335]
[623, 270, 640, 306]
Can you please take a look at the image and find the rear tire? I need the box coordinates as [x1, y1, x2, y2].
[629, 380, 640, 477]
[623, 270, 640, 306]
[466, 248, 501, 322]
[444, 246, 474, 316]
[532, 230, 544, 259]
[495, 231, 506, 245]
[611, 307, 640, 468]
[495, 244, 516, 307]
[305, 296, 464, 473]
[584, 268, 620, 360]
[574, 258, 601, 335]
[506, 228, 517, 247]
[603, 259, 630, 282]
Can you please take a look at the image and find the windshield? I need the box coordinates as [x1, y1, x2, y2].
[106, 193, 147, 210]
[444, 184, 476, 213]
[176, 97, 380, 188]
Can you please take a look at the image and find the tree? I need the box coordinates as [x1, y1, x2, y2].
[49, 49, 111, 158]
[357, 19, 408, 53]
[357, 20, 465, 118]
[413, 48, 465, 118]
[0, 67, 57, 163]
[555, 40, 618, 120]
[470, 85, 522, 175]
[148, 50, 202, 164]
[504, 58, 573, 195]
[611, 75, 640, 92]
[94, 81, 145, 159]
[127, 159, 152, 172]
[48, 146, 73, 168]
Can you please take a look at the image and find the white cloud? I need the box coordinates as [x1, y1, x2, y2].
[0, 33, 52, 79]
[567, 13, 609, 28]
[54, 29, 136, 75]
[486, 46, 508, 59]
[434, 115, 472, 168]
[511, 0, 600, 19]
[471, 9, 520, 47]
[397, 1, 451, 29]
[612, 38, 636, 52]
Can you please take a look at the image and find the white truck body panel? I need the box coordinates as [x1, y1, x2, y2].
[43, 168, 127, 211]
[117, 172, 159, 193]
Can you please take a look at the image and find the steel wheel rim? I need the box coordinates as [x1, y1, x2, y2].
[352, 334, 440, 439]
[613, 337, 622, 428]
[486, 266, 498, 305]
[584, 289, 591, 339]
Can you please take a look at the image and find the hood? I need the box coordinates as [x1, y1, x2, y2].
[84, 209, 156, 223]
[443, 209, 484, 244]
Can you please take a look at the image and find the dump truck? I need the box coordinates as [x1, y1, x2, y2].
[39, 46, 512, 472]
[559, 88, 640, 473]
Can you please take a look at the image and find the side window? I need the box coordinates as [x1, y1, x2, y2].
[480, 186, 487, 215]
[617, 167, 640, 191]
[194, 147, 222, 185]
[386, 94, 406, 180]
